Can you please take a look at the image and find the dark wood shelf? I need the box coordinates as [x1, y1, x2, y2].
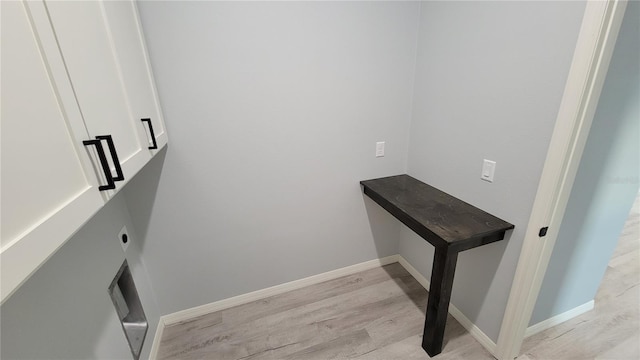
[361, 174, 514, 251]
[360, 174, 514, 356]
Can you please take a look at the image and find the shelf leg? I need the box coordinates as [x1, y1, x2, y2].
[422, 245, 459, 356]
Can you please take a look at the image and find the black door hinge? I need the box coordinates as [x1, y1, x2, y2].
[539, 227, 549, 237]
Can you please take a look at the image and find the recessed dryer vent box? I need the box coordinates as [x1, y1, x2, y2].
[108, 260, 148, 360]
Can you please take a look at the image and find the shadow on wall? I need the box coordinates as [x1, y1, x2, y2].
[361, 191, 402, 260]
[123, 146, 168, 252]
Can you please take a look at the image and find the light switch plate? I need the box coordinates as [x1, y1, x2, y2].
[481, 159, 496, 182]
[376, 141, 385, 157]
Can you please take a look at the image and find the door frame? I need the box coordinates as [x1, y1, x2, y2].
[495, 1, 628, 359]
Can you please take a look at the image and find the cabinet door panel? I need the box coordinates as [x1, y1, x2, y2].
[1, 0, 104, 302]
[45, 0, 151, 187]
[102, 0, 168, 150]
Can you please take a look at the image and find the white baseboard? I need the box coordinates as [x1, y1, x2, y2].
[524, 300, 594, 338]
[149, 254, 500, 359]
[148, 255, 399, 358]
[397, 256, 498, 357]
[148, 319, 165, 360]
[162, 254, 399, 326]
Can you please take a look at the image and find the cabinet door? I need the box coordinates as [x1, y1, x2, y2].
[1, 0, 105, 302]
[45, 0, 152, 191]
[102, 0, 168, 150]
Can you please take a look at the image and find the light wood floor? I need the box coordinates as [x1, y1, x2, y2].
[156, 262, 493, 360]
[157, 197, 639, 359]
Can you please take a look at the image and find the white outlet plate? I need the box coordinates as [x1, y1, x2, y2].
[376, 141, 385, 157]
[481, 159, 496, 182]
[118, 225, 130, 252]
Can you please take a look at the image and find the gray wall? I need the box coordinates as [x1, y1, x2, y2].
[398, 1, 586, 342]
[530, 0, 640, 325]
[131, 1, 420, 315]
[0, 193, 160, 360]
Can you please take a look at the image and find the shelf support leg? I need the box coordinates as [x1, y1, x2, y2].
[422, 245, 459, 356]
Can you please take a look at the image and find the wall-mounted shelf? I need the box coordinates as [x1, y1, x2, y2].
[360, 174, 514, 356]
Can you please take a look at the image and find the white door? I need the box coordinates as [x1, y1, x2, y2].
[44, 0, 153, 191]
[1, 1, 105, 302]
[102, 0, 168, 150]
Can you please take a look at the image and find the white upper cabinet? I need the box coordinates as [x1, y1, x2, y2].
[102, 0, 168, 150]
[1, 0, 105, 302]
[44, 0, 165, 190]
[1, 0, 167, 303]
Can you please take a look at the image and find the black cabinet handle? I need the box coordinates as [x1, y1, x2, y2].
[141, 118, 158, 150]
[82, 139, 116, 191]
[95, 135, 125, 182]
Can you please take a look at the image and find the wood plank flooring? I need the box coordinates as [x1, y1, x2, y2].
[157, 195, 639, 359]
[156, 263, 493, 359]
